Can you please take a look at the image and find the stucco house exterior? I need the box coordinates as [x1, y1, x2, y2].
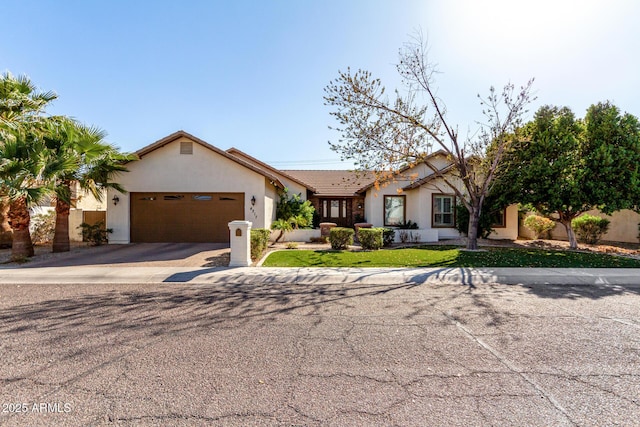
[108, 131, 286, 244]
[107, 131, 638, 245]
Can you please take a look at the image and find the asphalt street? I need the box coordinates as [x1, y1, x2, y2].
[1, 278, 639, 426]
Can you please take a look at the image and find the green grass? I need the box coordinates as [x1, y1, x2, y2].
[262, 246, 640, 268]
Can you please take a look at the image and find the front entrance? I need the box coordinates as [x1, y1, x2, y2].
[130, 192, 244, 243]
[319, 198, 352, 227]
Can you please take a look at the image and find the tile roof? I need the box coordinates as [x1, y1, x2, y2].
[282, 170, 375, 197]
[226, 148, 316, 192]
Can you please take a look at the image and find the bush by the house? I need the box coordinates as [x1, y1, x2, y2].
[396, 220, 419, 229]
[275, 189, 315, 229]
[309, 236, 328, 244]
[455, 204, 494, 239]
[31, 210, 56, 244]
[250, 228, 271, 260]
[329, 227, 354, 250]
[79, 221, 112, 246]
[382, 228, 395, 247]
[523, 215, 555, 239]
[572, 214, 610, 245]
[358, 228, 383, 250]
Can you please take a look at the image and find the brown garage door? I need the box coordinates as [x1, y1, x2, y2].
[130, 192, 244, 243]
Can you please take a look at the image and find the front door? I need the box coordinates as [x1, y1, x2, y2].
[319, 198, 352, 227]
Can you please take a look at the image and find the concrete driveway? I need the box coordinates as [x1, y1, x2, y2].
[16, 243, 230, 268]
[1, 279, 639, 426]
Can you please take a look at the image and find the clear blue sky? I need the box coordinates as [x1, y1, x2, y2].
[2, 0, 639, 169]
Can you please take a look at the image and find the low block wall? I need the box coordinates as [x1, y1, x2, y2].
[269, 229, 321, 242]
[393, 229, 439, 243]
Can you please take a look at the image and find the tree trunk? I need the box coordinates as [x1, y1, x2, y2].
[0, 198, 12, 248]
[466, 205, 480, 250]
[52, 196, 71, 253]
[8, 196, 34, 259]
[561, 220, 578, 250]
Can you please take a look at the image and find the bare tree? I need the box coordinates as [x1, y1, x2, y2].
[324, 35, 534, 249]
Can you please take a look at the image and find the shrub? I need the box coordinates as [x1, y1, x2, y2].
[523, 215, 555, 239]
[329, 227, 354, 250]
[250, 228, 271, 260]
[275, 189, 315, 228]
[396, 220, 418, 229]
[572, 214, 610, 245]
[358, 228, 383, 250]
[382, 228, 395, 247]
[31, 210, 56, 244]
[286, 242, 298, 249]
[309, 236, 328, 244]
[79, 221, 112, 246]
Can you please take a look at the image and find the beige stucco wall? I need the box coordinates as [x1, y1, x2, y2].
[487, 204, 519, 240]
[364, 174, 464, 240]
[521, 209, 640, 244]
[68, 210, 84, 242]
[107, 137, 275, 244]
[73, 186, 106, 211]
[264, 179, 278, 228]
[365, 169, 519, 241]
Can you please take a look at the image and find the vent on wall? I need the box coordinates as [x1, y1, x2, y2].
[180, 141, 193, 155]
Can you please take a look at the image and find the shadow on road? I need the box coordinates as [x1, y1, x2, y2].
[0, 282, 422, 340]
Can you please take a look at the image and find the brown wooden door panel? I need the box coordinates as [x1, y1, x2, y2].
[82, 211, 106, 226]
[130, 192, 244, 243]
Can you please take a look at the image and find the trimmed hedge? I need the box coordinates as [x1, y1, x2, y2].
[523, 215, 555, 239]
[250, 228, 271, 260]
[358, 228, 384, 250]
[329, 227, 354, 250]
[572, 214, 610, 244]
[382, 228, 395, 247]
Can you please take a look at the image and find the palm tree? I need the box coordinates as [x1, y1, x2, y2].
[0, 124, 55, 259]
[0, 72, 56, 126]
[43, 118, 136, 252]
[0, 72, 57, 251]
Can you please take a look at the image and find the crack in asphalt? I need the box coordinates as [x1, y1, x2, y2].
[443, 311, 578, 426]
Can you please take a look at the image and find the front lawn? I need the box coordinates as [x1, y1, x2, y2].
[262, 246, 640, 268]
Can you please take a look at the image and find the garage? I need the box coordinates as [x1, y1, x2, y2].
[130, 192, 244, 243]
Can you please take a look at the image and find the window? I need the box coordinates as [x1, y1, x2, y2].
[491, 209, 506, 228]
[384, 195, 406, 226]
[433, 194, 455, 227]
[330, 200, 340, 217]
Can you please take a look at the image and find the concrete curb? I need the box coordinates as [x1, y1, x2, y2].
[0, 266, 638, 286]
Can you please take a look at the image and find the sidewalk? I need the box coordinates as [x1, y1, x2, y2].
[1, 266, 639, 286]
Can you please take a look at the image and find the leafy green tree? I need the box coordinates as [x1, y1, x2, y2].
[324, 34, 534, 250]
[493, 103, 640, 249]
